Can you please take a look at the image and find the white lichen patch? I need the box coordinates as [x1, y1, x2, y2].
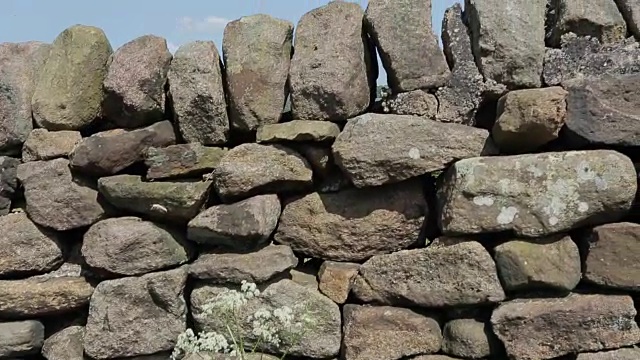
[578, 202, 589, 213]
[549, 216, 559, 226]
[575, 160, 608, 190]
[497, 206, 518, 225]
[473, 196, 494, 206]
[541, 178, 579, 228]
[408, 147, 420, 160]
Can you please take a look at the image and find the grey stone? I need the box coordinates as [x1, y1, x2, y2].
[290, 267, 319, 291]
[411, 357, 460, 360]
[144, 143, 227, 180]
[382, 90, 438, 119]
[548, 0, 627, 47]
[318, 261, 360, 304]
[577, 348, 640, 359]
[0, 320, 44, 358]
[615, 0, 640, 39]
[256, 120, 340, 144]
[21, 129, 82, 162]
[442, 319, 496, 359]
[41, 325, 84, 360]
[0, 156, 20, 215]
[184, 352, 279, 360]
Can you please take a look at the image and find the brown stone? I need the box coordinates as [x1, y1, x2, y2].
[256, 120, 341, 144]
[317, 261, 360, 304]
[442, 319, 496, 359]
[577, 348, 640, 359]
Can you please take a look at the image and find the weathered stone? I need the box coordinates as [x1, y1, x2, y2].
[442, 319, 496, 359]
[144, 143, 227, 180]
[98, 175, 210, 223]
[31, 25, 112, 130]
[275, 179, 426, 261]
[353, 242, 505, 307]
[42, 325, 84, 360]
[188, 194, 281, 249]
[0, 277, 94, 318]
[70, 120, 176, 176]
[0, 320, 44, 358]
[17, 158, 106, 231]
[466, 0, 546, 88]
[494, 236, 581, 293]
[332, 113, 494, 188]
[184, 353, 279, 360]
[577, 348, 640, 360]
[21, 129, 82, 162]
[256, 120, 340, 144]
[84, 268, 187, 359]
[491, 294, 640, 360]
[383, 90, 438, 119]
[548, 0, 627, 47]
[168, 41, 229, 145]
[342, 305, 442, 360]
[0, 156, 19, 215]
[492, 87, 568, 153]
[223, 14, 293, 132]
[615, 0, 640, 39]
[437, 150, 637, 237]
[290, 1, 374, 121]
[213, 143, 312, 201]
[318, 261, 360, 304]
[191, 279, 341, 358]
[189, 244, 297, 284]
[103, 35, 172, 129]
[290, 267, 319, 290]
[412, 356, 459, 360]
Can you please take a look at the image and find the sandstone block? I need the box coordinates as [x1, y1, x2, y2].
[318, 261, 360, 304]
[442, 319, 496, 359]
[0, 320, 44, 358]
[256, 120, 340, 144]
[21, 129, 82, 162]
[144, 143, 227, 180]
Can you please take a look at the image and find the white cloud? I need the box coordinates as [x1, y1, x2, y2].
[177, 15, 230, 32]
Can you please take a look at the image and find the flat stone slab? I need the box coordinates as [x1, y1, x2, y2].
[256, 120, 340, 144]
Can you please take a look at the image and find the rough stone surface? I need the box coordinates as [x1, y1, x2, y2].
[383, 90, 438, 119]
[0, 320, 44, 358]
[84, 268, 188, 359]
[437, 150, 637, 237]
[412, 357, 459, 360]
[185, 354, 279, 360]
[365, 0, 450, 92]
[290, 1, 374, 121]
[577, 348, 640, 359]
[615, 0, 640, 39]
[31, 25, 112, 130]
[332, 113, 495, 188]
[318, 261, 360, 304]
[491, 294, 640, 360]
[187, 194, 281, 249]
[466, 0, 546, 88]
[42, 325, 84, 360]
[17, 158, 106, 231]
[223, 14, 293, 132]
[0, 156, 20, 215]
[342, 305, 442, 360]
[102, 35, 172, 128]
[213, 143, 312, 201]
[442, 319, 496, 359]
[548, 0, 627, 47]
[275, 180, 426, 261]
[21, 129, 82, 162]
[144, 143, 227, 180]
[352, 242, 505, 308]
[168, 41, 229, 145]
[256, 120, 340, 144]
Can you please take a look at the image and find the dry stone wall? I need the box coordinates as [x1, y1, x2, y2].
[1, 0, 640, 359]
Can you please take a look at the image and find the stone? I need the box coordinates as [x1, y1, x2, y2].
[492, 87, 568, 154]
[290, 1, 374, 121]
[290, 266, 319, 290]
[352, 242, 505, 307]
[577, 348, 640, 359]
[98, 175, 211, 224]
[580, 222, 640, 291]
[0, 41, 50, 154]
[17, 158, 106, 231]
[168, 41, 229, 145]
[191, 279, 341, 358]
[0, 320, 44, 358]
[342, 305, 442, 360]
[442, 319, 495, 359]
[213, 143, 312, 201]
[0, 156, 20, 215]
[31, 25, 112, 130]
[184, 353, 279, 360]
[82, 217, 191, 277]
[491, 294, 640, 360]
[466, 0, 546, 88]
[494, 236, 581, 293]
[189, 244, 298, 284]
[365, 0, 450, 92]
[21, 129, 82, 162]
[0, 277, 94, 318]
[412, 357, 459, 360]
[275, 179, 426, 261]
[187, 194, 281, 249]
[144, 143, 227, 180]
[332, 113, 494, 188]
[223, 14, 293, 132]
[318, 261, 360, 304]
[256, 120, 340, 144]
[0, 212, 63, 278]
[103, 35, 172, 129]
[84, 268, 188, 359]
[615, 0, 640, 39]
[70, 120, 176, 176]
[437, 150, 637, 237]
[382, 90, 438, 119]
[41, 325, 84, 360]
[548, 0, 627, 47]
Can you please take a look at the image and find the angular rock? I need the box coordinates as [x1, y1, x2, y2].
[548, 0, 627, 47]
[290, 1, 374, 121]
[168, 41, 229, 145]
[275, 179, 426, 261]
[189, 244, 297, 284]
[42, 325, 84, 360]
[31, 25, 112, 130]
[342, 305, 442, 360]
[290, 267, 319, 290]
[437, 150, 637, 237]
[223, 14, 293, 132]
[491, 294, 640, 360]
[70, 120, 176, 176]
[577, 348, 640, 359]
[213, 143, 312, 201]
[0, 320, 44, 358]
[318, 261, 360, 304]
[0, 156, 20, 215]
[466, 0, 546, 88]
[352, 242, 505, 307]
[145, 143, 227, 180]
[442, 319, 496, 359]
[382, 90, 438, 119]
[17, 158, 106, 231]
[84, 268, 188, 359]
[332, 113, 494, 188]
[21, 129, 82, 162]
[256, 120, 340, 144]
[103, 35, 172, 128]
[615, 0, 640, 39]
[365, 0, 450, 92]
[98, 175, 211, 223]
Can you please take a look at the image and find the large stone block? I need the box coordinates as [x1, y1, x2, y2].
[0, 320, 44, 358]
[548, 0, 627, 47]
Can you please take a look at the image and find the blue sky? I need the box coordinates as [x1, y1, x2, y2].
[1, 0, 458, 85]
